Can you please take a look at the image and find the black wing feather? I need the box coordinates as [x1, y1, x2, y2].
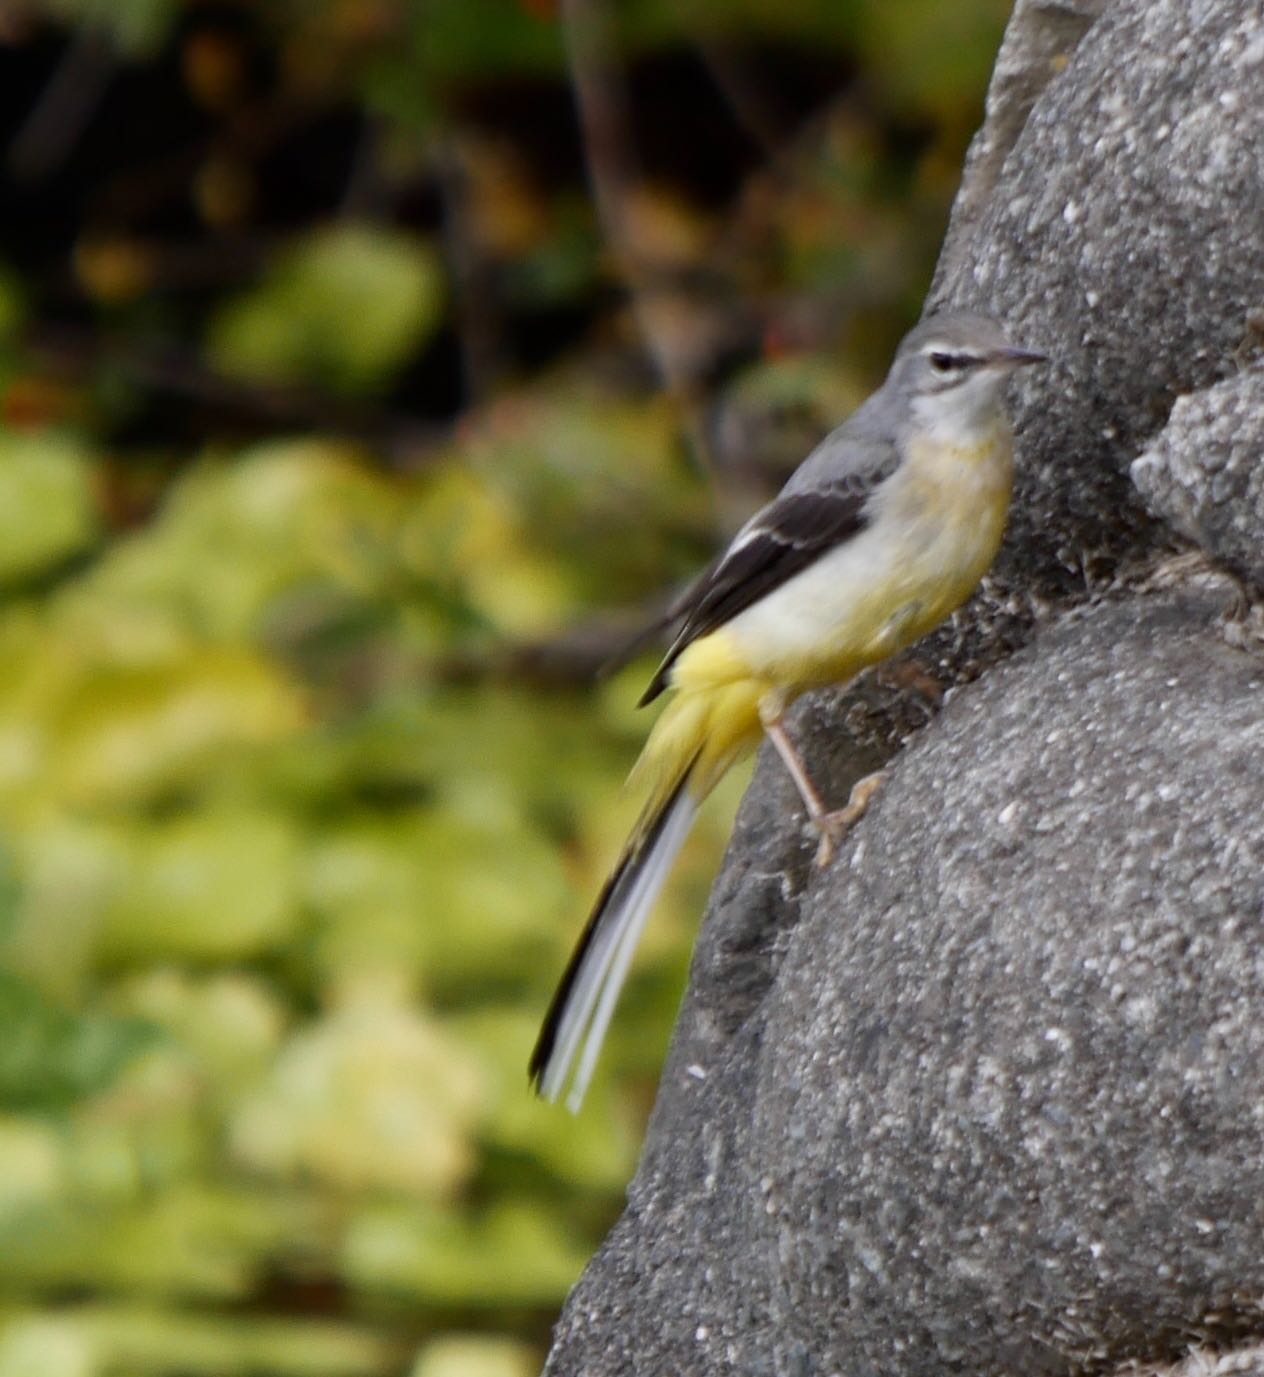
[638, 483, 878, 706]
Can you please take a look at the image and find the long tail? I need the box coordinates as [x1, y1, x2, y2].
[531, 674, 764, 1110]
[529, 760, 700, 1111]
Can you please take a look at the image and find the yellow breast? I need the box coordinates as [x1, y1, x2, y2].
[884, 424, 1013, 633]
[683, 424, 1013, 698]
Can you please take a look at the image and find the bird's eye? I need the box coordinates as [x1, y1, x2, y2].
[929, 352, 956, 373]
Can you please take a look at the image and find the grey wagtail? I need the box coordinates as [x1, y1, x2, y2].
[531, 311, 1047, 1110]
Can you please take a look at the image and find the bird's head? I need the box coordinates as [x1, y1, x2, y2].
[888, 311, 1047, 437]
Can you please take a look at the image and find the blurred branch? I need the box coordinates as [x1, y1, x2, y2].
[73, 232, 271, 298]
[8, 24, 117, 179]
[696, 38, 786, 158]
[25, 326, 445, 467]
[435, 608, 663, 689]
[431, 133, 506, 406]
[559, 0, 717, 478]
[339, 113, 395, 219]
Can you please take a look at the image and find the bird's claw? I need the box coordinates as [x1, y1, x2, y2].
[810, 771, 886, 868]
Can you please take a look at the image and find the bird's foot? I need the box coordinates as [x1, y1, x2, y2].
[811, 771, 886, 867]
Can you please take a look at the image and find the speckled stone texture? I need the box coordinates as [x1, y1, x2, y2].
[932, 0, 1264, 594]
[755, 596, 1264, 1377]
[541, 2, 1264, 1375]
[1130, 367, 1264, 589]
[546, 599, 1264, 1377]
[941, 0, 1111, 274]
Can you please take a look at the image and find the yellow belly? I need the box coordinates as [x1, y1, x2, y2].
[633, 425, 1012, 817]
[675, 428, 1012, 700]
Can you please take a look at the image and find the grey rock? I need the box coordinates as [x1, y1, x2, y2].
[776, 0, 1264, 777]
[547, 593, 1264, 1377]
[543, 1, 1264, 1374]
[756, 594, 1264, 1377]
[1145, 1348, 1264, 1377]
[942, 0, 1113, 279]
[932, 0, 1264, 598]
[1131, 366, 1264, 588]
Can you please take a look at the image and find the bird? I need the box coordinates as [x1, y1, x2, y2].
[530, 310, 1047, 1110]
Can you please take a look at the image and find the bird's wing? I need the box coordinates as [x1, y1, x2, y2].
[638, 431, 899, 705]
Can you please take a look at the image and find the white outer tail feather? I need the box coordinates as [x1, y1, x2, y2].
[537, 787, 699, 1111]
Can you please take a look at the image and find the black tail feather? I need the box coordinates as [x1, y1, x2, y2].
[529, 765, 696, 1094]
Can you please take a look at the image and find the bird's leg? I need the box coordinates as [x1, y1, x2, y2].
[816, 773, 886, 865]
[759, 701, 885, 866]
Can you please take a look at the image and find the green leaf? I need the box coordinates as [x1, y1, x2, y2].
[44, 649, 307, 811]
[845, 0, 1011, 118]
[229, 1002, 485, 1197]
[343, 1199, 590, 1308]
[450, 1008, 637, 1193]
[97, 810, 303, 965]
[207, 226, 445, 397]
[0, 1314, 95, 1377]
[76, 441, 406, 645]
[0, 1185, 328, 1301]
[0, 968, 156, 1114]
[0, 433, 99, 589]
[447, 382, 712, 609]
[411, 1334, 536, 1377]
[0, 1303, 405, 1377]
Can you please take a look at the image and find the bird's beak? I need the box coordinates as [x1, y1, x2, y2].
[990, 345, 1048, 368]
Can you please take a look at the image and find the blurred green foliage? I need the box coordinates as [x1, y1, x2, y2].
[208, 229, 446, 398]
[0, 0, 1009, 1372]
[0, 422, 717, 1377]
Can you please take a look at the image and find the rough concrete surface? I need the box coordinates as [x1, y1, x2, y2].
[542, 1, 1264, 1374]
[756, 595, 1264, 1377]
[1131, 367, 1264, 589]
[942, 0, 1112, 273]
[748, 0, 1264, 795]
[545, 596, 1264, 1377]
[933, 0, 1264, 595]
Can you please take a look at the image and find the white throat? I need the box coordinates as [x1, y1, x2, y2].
[909, 373, 1008, 447]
